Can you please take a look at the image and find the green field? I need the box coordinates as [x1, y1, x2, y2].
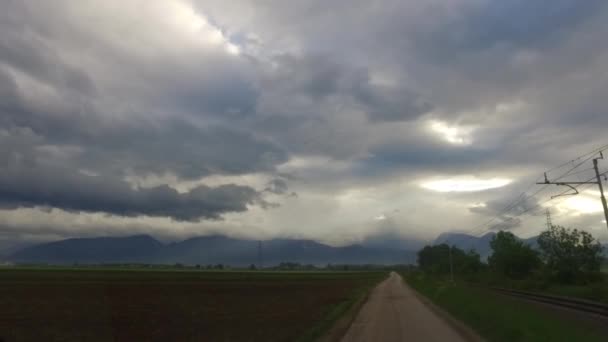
[0, 268, 385, 341]
[404, 273, 607, 342]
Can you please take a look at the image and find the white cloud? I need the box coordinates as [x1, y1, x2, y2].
[429, 120, 476, 145]
[421, 177, 512, 192]
[555, 190, 604, 215]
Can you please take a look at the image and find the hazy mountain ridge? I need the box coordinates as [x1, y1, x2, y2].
[9, 234, 416, 266]
[434, 232, 543, 259]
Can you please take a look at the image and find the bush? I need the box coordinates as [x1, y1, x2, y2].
[538, 225, 604, 284]
[488, 231, 540, 279]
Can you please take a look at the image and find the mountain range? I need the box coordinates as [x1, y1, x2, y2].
[8, 231, 601, 266]
[433, 232, 540, 259]
[7, 234, 417, 266]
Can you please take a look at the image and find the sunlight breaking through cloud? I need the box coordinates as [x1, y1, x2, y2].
[429, 120, 476, 145]
[420, 177, 512, 193]
[555, 190, 604, 215]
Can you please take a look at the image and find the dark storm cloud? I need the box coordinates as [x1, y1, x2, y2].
[409, 0, 606, 66]
[0, 0, 288, 222]
[0, 62, 287, 180]
[355, 141, 496, 178]
[353, 81, 433, 122]
[0, 161, 265, 221]
[451, 0, 604, 51]
[265, 54, 433, 122]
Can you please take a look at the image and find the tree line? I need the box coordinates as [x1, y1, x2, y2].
[417, 225, 605, 285]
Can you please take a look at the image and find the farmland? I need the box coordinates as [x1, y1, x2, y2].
[0, 268, 385, 341]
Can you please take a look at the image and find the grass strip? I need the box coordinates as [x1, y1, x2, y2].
[404, 273, 606, 342]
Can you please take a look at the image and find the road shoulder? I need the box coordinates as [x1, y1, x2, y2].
[404, 278, 485, 342]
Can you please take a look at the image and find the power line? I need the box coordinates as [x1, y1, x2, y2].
[517, 171, 608, 218]
[466, 144, 608, 235]
[544, 143, 608, 174]
[552, 167, 595, 182]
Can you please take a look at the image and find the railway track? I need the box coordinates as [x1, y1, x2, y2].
[489, 287, 608, 318]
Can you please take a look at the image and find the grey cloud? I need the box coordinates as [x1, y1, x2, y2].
[353, 82, 433, 122]
[264, 178, 289, 195]
[265, 54, 432, 122]
[489, 217, 522, 231]
[468, 193, 542, 231]
[469, 194, 540, 217]
[0, 160, 265, 221]
[0, 64, 287, 180]
[356, 142, 496, 178]
[3, 0, 608, 243]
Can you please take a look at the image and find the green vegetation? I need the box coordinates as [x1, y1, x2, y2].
[409, 225, 608, 340]
[416, 226, 606, 295]
[0, 268, 385, 342]
[405, 274, 606, 342]
[488, 231, 540, 279]
[417, 244, 483, 275]
[538, 225, 604, 283]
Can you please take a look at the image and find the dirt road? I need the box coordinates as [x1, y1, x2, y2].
[341, 272, 468, 342]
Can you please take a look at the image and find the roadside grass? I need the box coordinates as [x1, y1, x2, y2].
[503, 280, 608, 305]
[465, 271, 608, 305]
[404, 273, 606, 342]
[0, 268, 386, 341]
[544, 282, 608, 304]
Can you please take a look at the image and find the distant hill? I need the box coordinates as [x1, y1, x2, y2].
[434, 232, 496, 258]
[10, 234, 416, 266]
[360, 232, 425, 251]
[11, 235, 164, 264]
[433, 232, 539, 259]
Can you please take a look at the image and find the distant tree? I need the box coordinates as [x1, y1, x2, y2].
[488, 231, 540, 279]
[537, 225, 603, 283]
[417, 244, 483, 275]
[249, 264, 256, 270]
[457, 249, 484, 274]
[214, 264, 224, 270]
[418, 244, 450, 274]
[278, 262, 301, 270]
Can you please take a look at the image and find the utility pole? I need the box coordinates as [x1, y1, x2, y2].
[538, 152, 608, 232]
[257, 240, 263, 269]
[448, 245, 454, 283]
[593, 157, 608, 231]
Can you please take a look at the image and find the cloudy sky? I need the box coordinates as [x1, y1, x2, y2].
[2, 0, 608, 249]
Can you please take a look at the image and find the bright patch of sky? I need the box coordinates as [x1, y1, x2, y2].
[421, 177, 512, 192]
[429, 120, 477, 145]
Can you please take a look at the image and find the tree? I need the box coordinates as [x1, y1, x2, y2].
[537, 225, 603, 283]
[417, 244, 483, 275]
[418, 244, 451, 274]
[488, 231, 540, 279]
